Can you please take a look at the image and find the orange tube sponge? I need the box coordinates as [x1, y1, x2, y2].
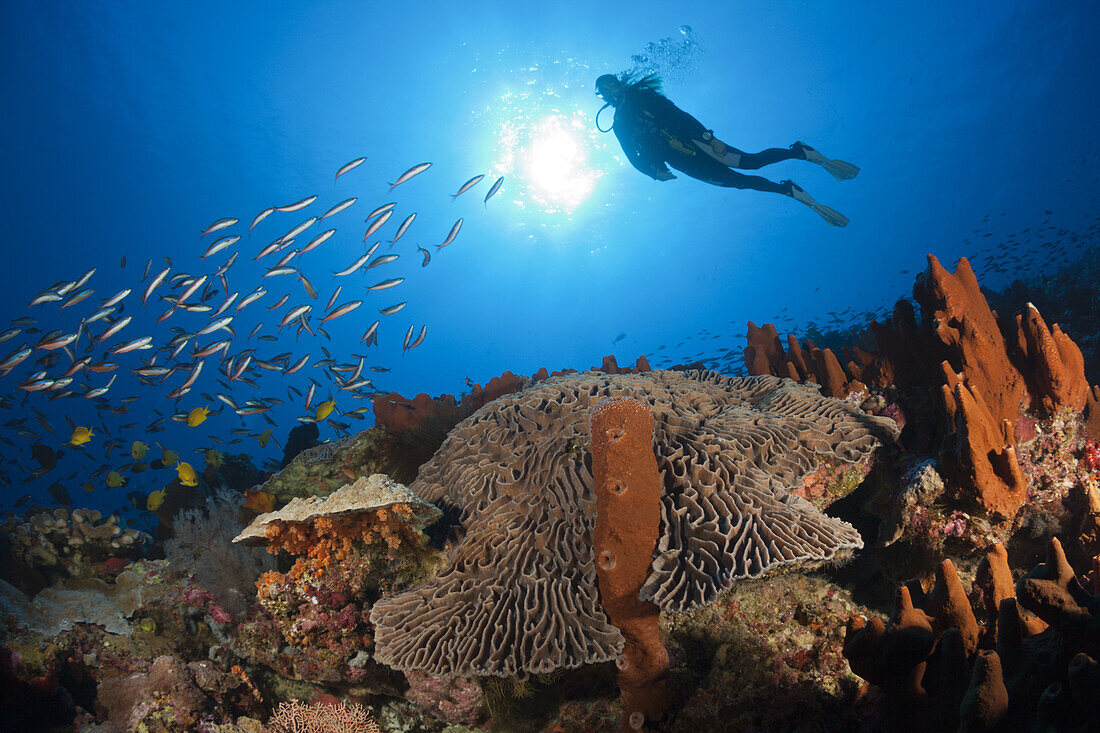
[590, 396, 668, 732]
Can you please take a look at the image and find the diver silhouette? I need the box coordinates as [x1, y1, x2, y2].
[595, 73, 858, 227]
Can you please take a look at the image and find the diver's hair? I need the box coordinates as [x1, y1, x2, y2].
[618, 71, 663, 93]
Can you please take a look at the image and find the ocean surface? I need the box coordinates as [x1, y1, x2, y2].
[1, 0, 1098, 518]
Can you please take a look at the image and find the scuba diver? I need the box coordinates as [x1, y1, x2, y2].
[595, 73, 858, 227]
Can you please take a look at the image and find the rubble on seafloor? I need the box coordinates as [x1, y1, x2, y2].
[0, 254, 1099, 732]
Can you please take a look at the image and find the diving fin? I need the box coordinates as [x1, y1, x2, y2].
[792, 141, 860, 181]
[786, 181, 849, 227]
[692, 138, 742, 167]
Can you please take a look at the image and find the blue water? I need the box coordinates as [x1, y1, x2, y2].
[1, 0, 1098, 515]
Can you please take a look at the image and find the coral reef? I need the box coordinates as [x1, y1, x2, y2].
[258, 428, 420, 503]
[164, 490, 274, 617]
[590, 397, 668, 732]
[0, 507, 148, 594]
[843, 537, 1099, 731]
[95, 654, 260, 732]
[233, 475, 443, 690]
[371, 370, 896, 679]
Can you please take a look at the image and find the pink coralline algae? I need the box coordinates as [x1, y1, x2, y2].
[1085, 440, 1100, 472]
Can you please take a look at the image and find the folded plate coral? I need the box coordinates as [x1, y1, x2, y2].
[370, 369, 898, 678]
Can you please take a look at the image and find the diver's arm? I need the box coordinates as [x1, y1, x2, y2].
[615, 126, 675, 180]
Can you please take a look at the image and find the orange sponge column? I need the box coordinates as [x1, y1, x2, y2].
[590, 397, 668, 732]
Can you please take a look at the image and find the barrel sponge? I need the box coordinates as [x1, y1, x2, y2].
[370, 370, 898, 678]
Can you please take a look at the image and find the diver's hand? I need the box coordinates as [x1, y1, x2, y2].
[653, 170, 676, 181]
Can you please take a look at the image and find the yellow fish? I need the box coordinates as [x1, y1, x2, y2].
[83, 481, 94, 494]
[160, 448, 178, 467]
[257, 429, 273, 448]
[205, 448, 223, 468]
[131, 462, 148, 474]
[106, 471, 126, 488]
[69, 426, 94, 447]
[175, 461, 198, 487]
[131, 440, 149, 461]
[147, 489, 167, 511]
[315, 399, 336, 421]
[187, 406, 210, 427]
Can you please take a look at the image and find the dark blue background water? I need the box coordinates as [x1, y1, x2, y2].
[2, 0, 1098, 514]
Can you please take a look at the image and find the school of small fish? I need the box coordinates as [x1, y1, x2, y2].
[1, 158, 506, 512]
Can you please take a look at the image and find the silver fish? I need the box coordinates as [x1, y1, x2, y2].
[142, 267, 171, 305]
[416, 245, 431, 267]
[72, 267, 96, 291]
[275, 196, 317, 213]
[452, 174, 484, 200]
[285, 353, 310, 374]
[333, 251, 372, 277]
[389, 162, 431, 189]
[364, 202, 396, 221]
[402, 324, 415, 353]
[325, 286, 342, 312]
[255, 239, 282, 261]
[0, 347, 33, 373]
[236, 288, 266, 311]
[279, 305, 312, 329]
[248, 323, 264, 340]
[28, 292, 63, 307]
[197, 316, 233, 337]
[484, 175, 504, 205]
[201, 217, 238, 238]
[298, 274, 318, 300]
[193, 340, 230, 358]
[278, 216, 318, 244]
[100, 288, 131, 309]
[263, 266, 298, 278]
[367, 254, 399, 269]
[250, 207, 274, 234]
[98, 316, 132, 342]
[320, 198, 357, 221]
[360, 320, 379, 346]
[201, 235, 240, 261]
[378, 301, 406, 315]
[111, 336, 154, 354]
[408, 325, 427, 351]
[60, 288, 94, 309]
[300, 228, 336, 254]
[85, 306, 115, 325]
[368, 277, 404, 291]
[36, 331, 78, 351]
[363, 209, 392, 241]
[175, 275, 208, 308]
[212, 292, 238, 317]
[83, 374, 116, 399]
[275, 248, 299, 268]
[390, 213, 416, 245]
[320, 300, 361, 323]
[0, 327, 20, 344]
[437, 218, 463, 249]
[334, 156, 367, 183]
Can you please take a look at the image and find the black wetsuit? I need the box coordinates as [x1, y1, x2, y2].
[612, 87, 797, 193]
